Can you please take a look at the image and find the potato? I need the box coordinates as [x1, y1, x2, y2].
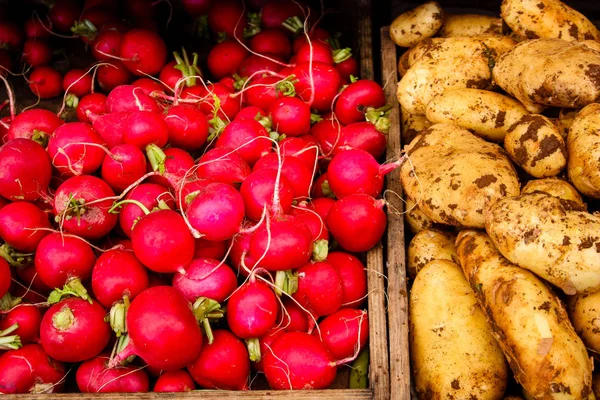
[456, 230, 593, 399]
[593, 372, 600, 398]
[439, 14, 503, 37]
[568, 292, 600, 354]
[426, 88, 529, 142]
[410, 259, 508, 399]
[521, 178, 586, 210]
[504, 115, 567, 178]
[397, 36, 516, 115]
[404, 197, 437, 234]
[407, 229, 458, 279]
[400, 124, 520, 228]
[486, 192, 600, 295]
[401, 106, 432, 146]
[568, 104, 600, 198]
[493, 39, 600, 112]
[390, 2, 443, 48]
[555, 108, 580, 139]
[501, 0, 600, 42]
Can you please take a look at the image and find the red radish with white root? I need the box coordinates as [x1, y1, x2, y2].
[293, 260, 344, 318]
[119, 29, 167, 76]
[172, 258, 237, 304]
[117, 183, 174, 238]
[47, 122, 107, 177]
[0, 202, 51, 252]
[101, 144, 148, 192]
[0, 305, 42, 345]
[196, 147, 251, 188]
[76, 355, 149, 393]
[0, 139, 52, 202]
[154, 370, 195, 392]
[0, 344, 66, 394]
[327, 252, 368, 308]
[314, 308, 369, 362]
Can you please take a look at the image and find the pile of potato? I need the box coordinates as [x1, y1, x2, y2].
[392, 1, 600, 399]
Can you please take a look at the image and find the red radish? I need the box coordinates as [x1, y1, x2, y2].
[335, 121, 387, 159]
[48, 0, 82, 32]
[214, 118, 271, 167]
[34, 233, 96, 289]
[336, 56, 359, 81]
[147, 147, 195, 189]
[172, 258, 237, 303]
[220, 76, 236, 91]
[293, 62, 341, 112]
[293, 261, 343, 317]
[292, 27, 331, 53]
[131, 210, 195, 274]
[164, 104, 209, 151]
[0, 49, 11, 76]
[263, 331, 336, 390]
[15, 265, 52, 298]
[312, 173, 334, 199]
[327, 194, 387, 252]
[187, 329, 250, 390]
[239, 168, 294, 220]
[261, 0, 306, 29]
[253, 327, 285, 373]
[243, 75, 287, 111]
[24, 17, 52, 39]
[280, 137, 318, 172]
[327, 252, 367, 308]
[237, 54, 284, 78]
[230, 224, 257, 275]
[118, 183, 174, 237]
[207, 39, 248, 80]
[47, 122, 107, 177]
[91, 29, 123, 61]
[248, 214, 313, 271]
[76, 93, 107, 123]
[159, 61, 185, 91]
[327, 149, 398, 198]
[0, 139, 52, 201]
[62, 69, 93, 97]
[182, 0, 212, 16]
[235, 106, 268, 121]
[0, 344, 66, 394]
[250, 29, 292, 59]
[96, 61, 133, 91]
[7, 109, 64, 143]
[87, 111, 128, 148]
[207, 0, 247, 39]
[120, 29, 167, 76]
[101, 144, 147, 192]
[0, 21, 24, 50]
[76, 6, 117, 36]
[289, 203, 329, 242]
[315, 308, 368, 361]
[196, 147, 251, 188]
[194, 238, 227, 260]
[112, 286, 204, 370]
[28, 66, 62, 99]
[54, 175, 118, 239]
[0, 258, 9, 299]
[281, 298, 310, 332]
[106, 85, 161, 113]
[253, 153, 313, 199]
[0, 305, 42, 344]
[310, 116, 344, 156]
[102, 236, 132, 251]
[176, 177, 215, 211]
[132, 78, 164, 95]
[91, 249, 149, 308]
[186, 182, 245, 241]
[269, 96, 311, 137]
[0, 202, 50, 252]
[295, 40, 334, 65]
[22, 40, 52, 67]
[124, 0, 157, 20]
[77, 355, 149, 393]
[334, 80, 386, 125]
[154, 369, 195, 392]
[40, 297, 110, 362]
[191, 82, 241, 121]
[123, 111, 169, 149]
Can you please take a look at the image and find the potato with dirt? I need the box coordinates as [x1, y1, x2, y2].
[404, 197, 438, 234]
[555, 108, 580, 139]
[400, 124, 520, 228]
[504, 114, 567, 178]
[521, 178, 586, 210]
[439, 14, 503, 37]
[410, 259, 508, 399]
[486, 192, 600, 294]
[493, 39, 600, 112]
[568, 104, 600, 198]
[457, 230, 593, 400]
[401, 106, 432, 146]
[390, 2, 444, 48]
[567, 292, 600, 354]
[426, 88, 529, 142]
[407, 229, 458, 279]
[500, 0, 600, 42]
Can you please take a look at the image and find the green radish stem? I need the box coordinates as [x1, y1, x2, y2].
[312, 239, 329, 262]
[193, 297, 225, 345]
[48, 278, 92, 305]
[274, 270, 299, 296]
[349, 348, 369, 388]
[0, 243, 34, 268]
[0, 323, 21, 350]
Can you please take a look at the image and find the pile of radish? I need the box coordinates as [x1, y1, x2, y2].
[0, 0, 393, 394]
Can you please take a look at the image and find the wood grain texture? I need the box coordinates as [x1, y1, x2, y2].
[357, 0, 375, 80]
[380, 26, 411, 400]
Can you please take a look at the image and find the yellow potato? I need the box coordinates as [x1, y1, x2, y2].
[401, 106, 432, 146]
[555, 108, 580, 139]
[404, 197, 438, 234]
[390, 2, 444, 48]
[486, 192, 600, 294]
[439, 14, 503, 37]
[410, 259, 508, 399]
[568, 292, 600, 354]
[504, 115, 567, 178]
[407, 229, 458, 279]
[521, 178, 586, 211]
[457, 230, 593, 399]
[568, 104, 600, 198]
[593, 372, 600, 398]
[501, 0, 600, 41]
[401, 124, 520, 228]
[426, 88, 529, 142]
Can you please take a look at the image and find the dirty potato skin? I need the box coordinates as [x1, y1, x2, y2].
[390, 1, 444, 48]
[439, 14, 504, 37]
[568, 104, 600, 198]
[410, 259, 508, 400]
[493, 39, 600, 111]
[404, 197, 438, 234]
[568, 292, 600, 354]
[486, 192, 600, 294]
[457, 230, 593, 400]
[400, 124, 520, 228]
[407, 229, 458, 279]
[593, 372, 600, 398]
[555, 108, 580, 139]
[401, 106, 432, 146]
[426, 88, 529, 142]
[501, 0, 600, 42]
[504, 115, 567, 178]
[521, 178, 586, 210]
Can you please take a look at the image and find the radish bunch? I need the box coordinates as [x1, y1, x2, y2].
[0, 0, 393, 393]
